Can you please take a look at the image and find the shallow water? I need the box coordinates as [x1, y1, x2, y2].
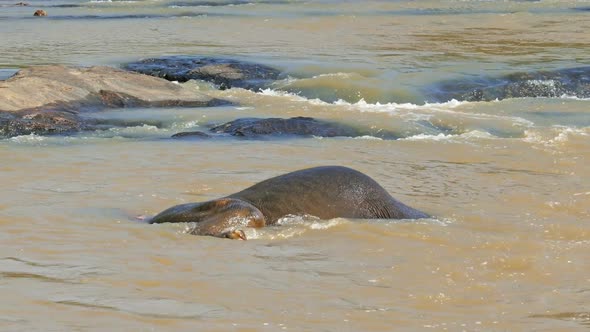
[1, 0, 590, 330]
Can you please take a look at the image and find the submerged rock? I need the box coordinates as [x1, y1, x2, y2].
[209, 116, 362, 138]
[124, 56, 282, 90]
[171, 131, 212, 139]
[431, 66, 590, 102]
[0, 109, 88, 137]
[0, 65, 225, 137]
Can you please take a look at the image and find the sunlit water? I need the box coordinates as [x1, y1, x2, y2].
[1, 0, 590, 330]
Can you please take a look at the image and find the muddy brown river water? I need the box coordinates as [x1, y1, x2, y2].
[1, 0, 589, 330]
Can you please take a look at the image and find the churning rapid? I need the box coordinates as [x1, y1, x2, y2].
[1, 0, 589, 330]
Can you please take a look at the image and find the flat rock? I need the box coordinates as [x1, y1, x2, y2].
[124, 56, 282, 90]
[0, 65, 226, 137]
[209, 116, 362, 138]
[431, 66, 590, 102]
[0, 65, 222, 112]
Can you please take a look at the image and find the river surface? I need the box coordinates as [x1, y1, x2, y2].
[1, 0, 590, 330]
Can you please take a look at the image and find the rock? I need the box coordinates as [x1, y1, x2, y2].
[33, 9, 47, 16]
[171, 131, 212, 139]
[124, 56, 282, 90]
[173, 117, 399, 140]
[15, 2, 29, 6]
[0, 65, 226, 137]
[209, 116, 361, 138]
[96, 89, 227, 108]
[0, 65, 222, 112]
[431, 66, 590, 102]
[0, 109, 88, 137]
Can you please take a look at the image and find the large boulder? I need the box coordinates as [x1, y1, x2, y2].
[0, 65, 225, 137]
[124, 56, 282, 90]
[0, 65, 221, 112]
[431, 66, 590, 102]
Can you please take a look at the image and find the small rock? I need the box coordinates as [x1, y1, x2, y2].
[171, 131, 212, 139]
[33, 9, 47, 16]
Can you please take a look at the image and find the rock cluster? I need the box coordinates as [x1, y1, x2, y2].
[0, 65, 224, 137]
[125, 56, 282, 90]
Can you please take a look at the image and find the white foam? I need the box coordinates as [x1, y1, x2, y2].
[257, 88, 329, 105]
[559, 95, 590, 101]
[333, 98, 467, 111]
[524, 126, 589, 146]
[310, 72, 356, 79]
[108, 124, 159, 132]
[256, 87, 485, 113]
[170, 120, 200, 130]
[400, 130, 496, 142]
[8, 134, 46, 143]
[309, 219, 345, 230]
[353, 135, 384, 140]
[256, 88, 473, 111]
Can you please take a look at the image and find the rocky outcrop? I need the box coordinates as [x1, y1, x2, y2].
[431, 66, 590, 102]
[0, 65, 221, 111]
[0, 65, 225, 137]
[124, 56, 282, 90]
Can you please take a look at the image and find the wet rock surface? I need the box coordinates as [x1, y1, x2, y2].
[0, 109, 89, 137]
[0, 65, 220, 112]
[209, 116, 362, 138]
[124, 56, 282, 90]
[171, 131, 212, 139]
[0, 65, 224, 137]
[431, 66, 590, 102]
